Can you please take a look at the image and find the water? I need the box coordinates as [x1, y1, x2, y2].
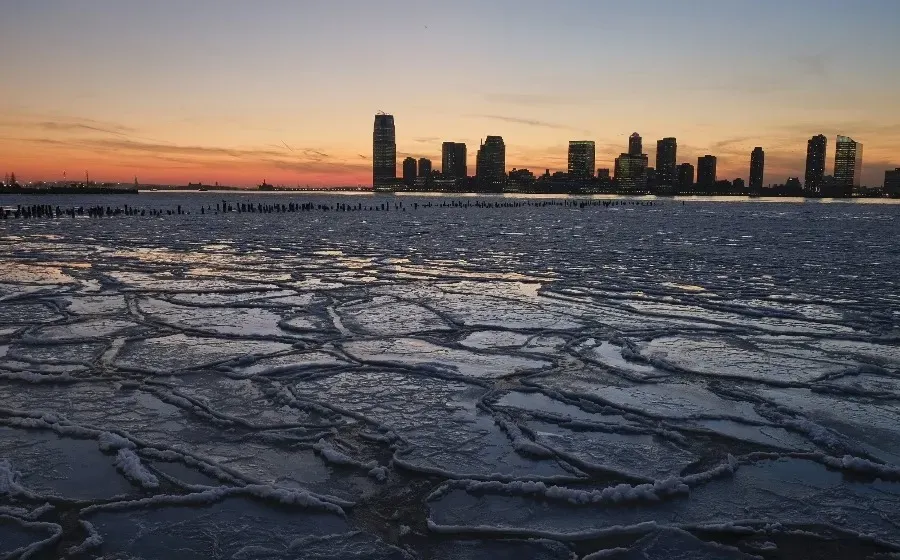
[0, 193, 898, 558]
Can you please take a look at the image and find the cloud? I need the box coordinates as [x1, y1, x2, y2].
[413, 136, 440, 144]
[483, 93, 586, 106]
[0, 114, 138, 136]
[467, 114, 587, 133]
[711, 136, 755, 152]
[35, 120, 136, 136]
[301, 149, 330, 160]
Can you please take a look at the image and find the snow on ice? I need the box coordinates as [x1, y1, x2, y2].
[0, 194, 899, 558]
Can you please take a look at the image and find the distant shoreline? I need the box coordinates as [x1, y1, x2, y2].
[0, 187, 138, 195]
[1, 188, 896, 202]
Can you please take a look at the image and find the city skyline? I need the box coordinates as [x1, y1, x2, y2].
[1, 1, 899, 187]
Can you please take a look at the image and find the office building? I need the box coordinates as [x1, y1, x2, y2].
[567, 141, 596, 179]
[655, 137, 677, 187]
[885, 168, 900, 196]
[834, 135, 863, 192]
[597, 168, 610, 180]
[804, 134, 827, 193]
[402, 157, 417, 187]
[749, 147, 765, 192]
[677, 163, 694, 190]
[417, 158, 432, 177]
[372, 113, 396, 188]
[441, 142, 467, 180]
[614, 153, 648, 191]
[628, 132, 642, 156]
[613, 134, 648, 191]
[475, 136, 506, 192]
[697, 155, 717, 189]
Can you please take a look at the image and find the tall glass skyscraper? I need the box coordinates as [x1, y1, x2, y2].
[629, 132, 642, 156]
[441, 142, 467, 180]
[475, 136, 506, 192]
[655, 137, 677, 187]
[372, 113, 396, 189]
[567, 141, 596, 179]
[834, 135, 863, 192]
[697, 155, 717, 189]
[804, 134, 827, 193]
[749, 147, 765, 192]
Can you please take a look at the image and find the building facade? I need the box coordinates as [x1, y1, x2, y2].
[834, 135, 863, 192]
[441, 142, 467, 181]
[402, 157, 417, 187]
[804, 134, 827, 194]
[629, 132, 642, 156]
[372, 113, 396, 188]
[567, 141, 596, 179]
[417, 158, 432, 177]
[749, 147, 765, 192]
[885, 168, 900, 197]
[614, 154, 649, 191]
[677, 163, 694, 190]
[697, 155, 717, 189]
[475, 136, 506, 192]
[655, 137, 677, 187]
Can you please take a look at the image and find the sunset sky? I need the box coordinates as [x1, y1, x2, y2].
[1, 0, 899, 187]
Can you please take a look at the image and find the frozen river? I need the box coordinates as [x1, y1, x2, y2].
[1, 193, 899, 559]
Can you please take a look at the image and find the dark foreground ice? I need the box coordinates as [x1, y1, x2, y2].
[1, 193, 899, 559]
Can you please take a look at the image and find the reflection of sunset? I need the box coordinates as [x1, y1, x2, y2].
[1, 2, 898, 187]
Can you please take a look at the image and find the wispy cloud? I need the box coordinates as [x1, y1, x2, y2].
[483, 93, 587, 107]
[34, 119, 136, 136]
[468, 113, 586, 133]
[0, 114, 138, 136]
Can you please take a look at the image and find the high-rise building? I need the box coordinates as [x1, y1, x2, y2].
[697, 155, 717, 189]
[804, 134, 827, 193]
[441, 142, 467, 180]
[749, 147, 765, 192]
[567, 141, 596, 179]
[402, 157, 417, 186]
[655, 137, 677, 187]
[615, 134, 648, 191]
[677, 163, 694, 190]
[597, 168, 610, 180]
[417, 158, 432, 177]
[614, 154, 648, 191]
[885, 168, 900, 197]
[475, 136, 506, 192]
[629, 132, 642, 156]
[834, 135, 863, 192]
[372, 113, 396, 188]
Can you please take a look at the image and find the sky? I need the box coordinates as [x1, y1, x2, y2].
[1, 0, 899, 188]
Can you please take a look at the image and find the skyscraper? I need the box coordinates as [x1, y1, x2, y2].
[614, 154, 648, 191]
[475, 136, 506, 192]
[697, 155, 717, 189]
[615, 134, 648, 191]
[567, 141, 596, 179]
[804, 134, 827, 194]
[629, 132, 642, 156]
[417, 158, 432, 177]
[372, 113, 396, 189]
[834, 135, 863, 193]
[402, 157, 417, 187]
[655, 137, 677, 187]
[441, 142, 467, 180]
[677, 163, 694, 190]
[885, 168, 900, 197]
[749, 147, 765, 192]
